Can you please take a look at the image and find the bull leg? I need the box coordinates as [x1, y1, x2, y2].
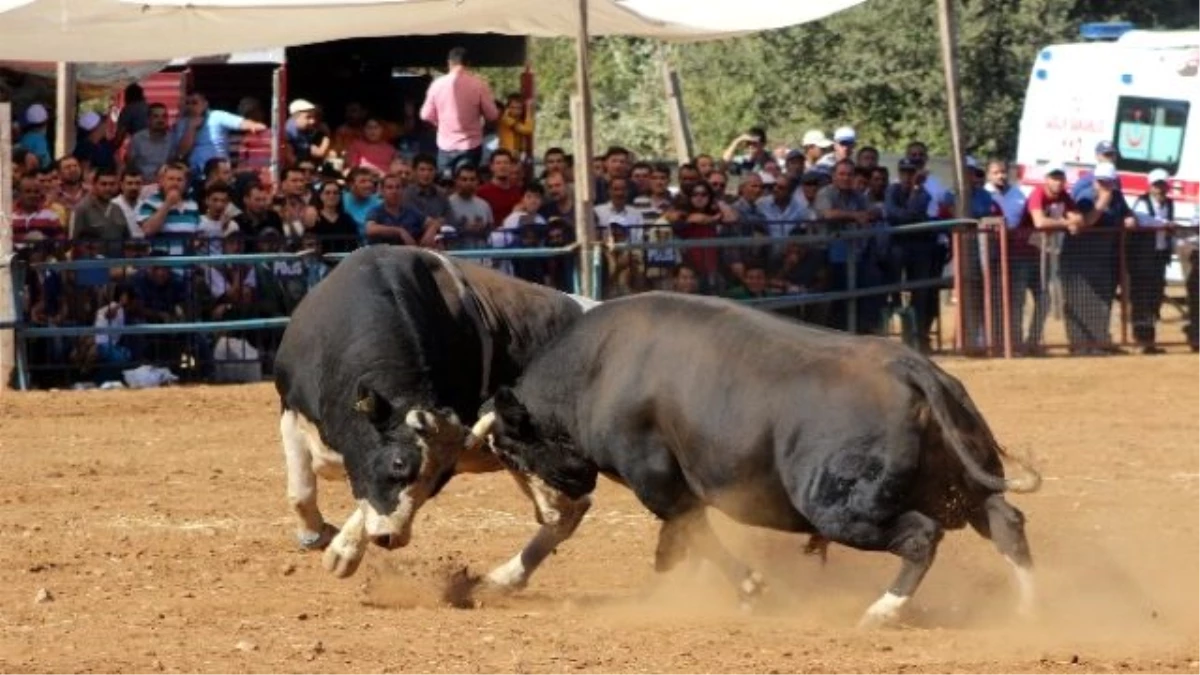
[484, 470, 592, 590]
[858, 511, 943, 629]
[322, 507, 368, 578]
[657, 508, 765, 610]
[969, 494, 1036, 617]
[803, 534, 830, 565]
[280, 410, 337, 550]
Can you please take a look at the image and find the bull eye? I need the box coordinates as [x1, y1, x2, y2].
[391, 456, 415, 482]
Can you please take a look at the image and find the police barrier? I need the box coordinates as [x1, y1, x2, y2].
[8, 239, 580, 390]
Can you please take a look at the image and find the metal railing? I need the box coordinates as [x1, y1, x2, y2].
[6, 220, 977, 390]
[7, 242, 581, 390]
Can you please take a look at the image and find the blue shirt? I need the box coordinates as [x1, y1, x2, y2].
[366, 204, 426, 245]
[170, 110, 246, 175]
[73, 137, 118, 171]
[18, 130, 51, 169]
[285, 119, 313, 161]
[342, 193, 383, 240]
[1071, 181, 1130, 229]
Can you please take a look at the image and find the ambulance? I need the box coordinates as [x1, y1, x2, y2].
[1014, 25, 1199, 281]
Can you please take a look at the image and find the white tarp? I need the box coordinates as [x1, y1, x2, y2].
[0, 0, 866, 61]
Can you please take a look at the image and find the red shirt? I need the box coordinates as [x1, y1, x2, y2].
[477, 181, 523, 224]
[12, 204, 65, 244]
[1014, 187, 1075, 258]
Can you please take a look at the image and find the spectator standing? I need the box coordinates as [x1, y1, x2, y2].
[285, 99, 331, 165]
[12, 175, 65, 245]
[817, 159, 877, 334]
[404, 154, 451, 223]
[136, 163, 200, 255]
[71, 167, 131, 249]
[236, 182, 285, 240]
[594, 177, 644, 244]
[1066, 161, 1131, 353]
[497, 93, 534, 158]
[18, 104, 51, 169]
[303, 180, 359, 253]
[341, 168, 382, 241]
[446, 164, 494, 250]
[1017, 162, 1079, 354]
[55, 157, 89, 211]
[721, 126, 772, 175]
[345, 118, 397, 176]
[128, 103, 172, 182]
[477, 150, 523, 223]
[1128, 169, 1175, 354]
[419, 47, 499, 177]
[800, 129, 833, 172]
[114, 170, 145, 238]
[114, 83, 149, 151]
[170, 91, 267, 179]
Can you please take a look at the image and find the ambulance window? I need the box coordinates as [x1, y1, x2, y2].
[1113, 96, 1189, 175]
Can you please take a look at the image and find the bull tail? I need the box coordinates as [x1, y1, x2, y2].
[894, 356, 1042, 494]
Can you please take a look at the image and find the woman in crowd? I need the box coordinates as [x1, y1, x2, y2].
[305, 179, 360, 254]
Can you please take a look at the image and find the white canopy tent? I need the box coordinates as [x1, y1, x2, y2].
[0, 0, 867, 61]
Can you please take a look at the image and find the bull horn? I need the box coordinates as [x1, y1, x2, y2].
[465, 412, 497, 450]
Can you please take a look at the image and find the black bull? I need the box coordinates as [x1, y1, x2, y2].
[273, 246, 595, 580]
[476, 292, 1042, 627]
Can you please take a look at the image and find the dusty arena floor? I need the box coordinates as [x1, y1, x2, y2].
[0, 355, 1197, 673]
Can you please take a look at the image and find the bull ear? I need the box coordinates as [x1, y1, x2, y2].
[405, 407, 461, 438]
[354, 383, 392, 425]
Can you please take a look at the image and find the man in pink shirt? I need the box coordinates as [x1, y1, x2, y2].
[420, 47, 500, 179]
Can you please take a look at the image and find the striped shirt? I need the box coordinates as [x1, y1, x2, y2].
[12, 205, 65, 245]
[136, 190, 201, 255]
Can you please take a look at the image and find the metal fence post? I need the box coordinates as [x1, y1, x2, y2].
[846, 242, 857, 334]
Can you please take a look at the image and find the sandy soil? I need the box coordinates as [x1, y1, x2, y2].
[0, 355, 1196, 673]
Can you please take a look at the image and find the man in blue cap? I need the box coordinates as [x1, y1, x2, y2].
[1072, 140, 1122, 197]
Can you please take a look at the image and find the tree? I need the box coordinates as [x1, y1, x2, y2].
[482, 0, 1191, 161]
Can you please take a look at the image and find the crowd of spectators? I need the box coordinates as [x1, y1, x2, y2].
[8, 48, 1195, 387]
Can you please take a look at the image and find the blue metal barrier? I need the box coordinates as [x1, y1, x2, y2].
[8, 244, 582, 391]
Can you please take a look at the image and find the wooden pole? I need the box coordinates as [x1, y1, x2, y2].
[572, 0, 596, 299]
[54, 62, 77, 158]
[935, 0, 969, 220]
[659, 46, 694, 164]
[1, 103, 14, 390]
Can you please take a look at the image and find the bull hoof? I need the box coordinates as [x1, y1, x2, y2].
[857, 592, 907, 630]
[322, 539, 365, 578]
[737, 571, 767, 613]
[856, 609, 898, 630]
[297, 523, 339, 551]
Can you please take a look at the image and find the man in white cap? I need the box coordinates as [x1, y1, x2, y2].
[18, 103, 52, 169]
[74, 110, 117, 172]
[800, 129, 833, 172]
[832, 126, 857, 164]
[1064, 160, 1132, 353]
[1128, 168, 1175, 353]
[285, 98, 330, 165]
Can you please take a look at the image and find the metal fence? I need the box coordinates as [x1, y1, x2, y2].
[7, 217, 1195, 390]
[957, 220, 1199, 357]
[8, 239, 580, 390]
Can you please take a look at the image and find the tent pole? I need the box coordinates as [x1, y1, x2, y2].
[0, 103, 13, 390]
[935, 0, 969, 220]
[54, 62, 77, 158]
[572, 0, 597, 299]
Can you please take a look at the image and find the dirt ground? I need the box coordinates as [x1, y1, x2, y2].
[0, 355, 1196, 673]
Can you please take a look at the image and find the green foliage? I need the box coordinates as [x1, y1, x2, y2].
[481, 0, 1195, 160]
